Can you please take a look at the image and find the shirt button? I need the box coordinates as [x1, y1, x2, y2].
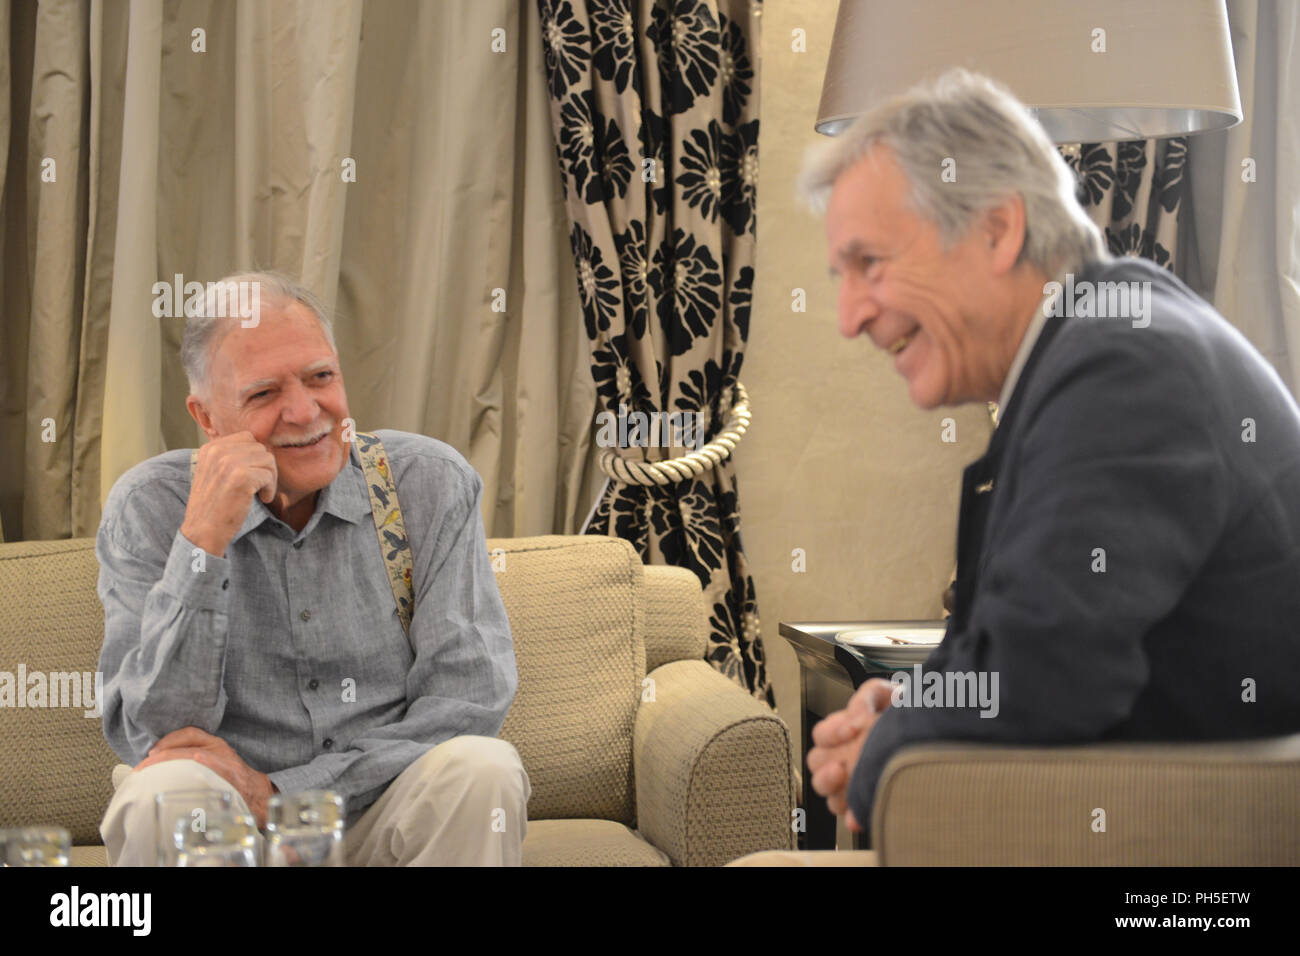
[221, 579, 229, 590]
[300, 609, 311, 622]
[293, 540, 303, 550]
[322, 738, 334, 750]
[308, 678, 319, 690]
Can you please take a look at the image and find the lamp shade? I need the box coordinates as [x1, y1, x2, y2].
[816, 0, 1243, 142]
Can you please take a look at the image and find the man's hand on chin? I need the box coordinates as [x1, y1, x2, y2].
[134, 726, 278, 828]
[807, 678, 894, 833]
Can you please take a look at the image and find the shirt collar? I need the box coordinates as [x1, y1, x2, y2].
[229, 440, 371, 543]
[996, 275, 1066, 416]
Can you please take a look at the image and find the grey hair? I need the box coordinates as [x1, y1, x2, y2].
[798, 68, 1105, 277]
[180, 270, 336, 397]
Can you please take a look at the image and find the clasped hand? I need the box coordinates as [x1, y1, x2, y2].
[807, 678, 893, 833]
[134, 726, 277, 828]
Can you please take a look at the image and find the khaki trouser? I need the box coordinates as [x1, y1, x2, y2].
[101, 735, 531, 866]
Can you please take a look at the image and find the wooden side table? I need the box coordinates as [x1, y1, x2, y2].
[779, 620, 948, 851]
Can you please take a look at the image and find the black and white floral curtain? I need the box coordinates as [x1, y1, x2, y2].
[538, 0, 772, 705]
[1064, 137, 1187, 269]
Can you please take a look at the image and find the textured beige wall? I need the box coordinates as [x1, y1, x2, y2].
[736, 1, 992, 753]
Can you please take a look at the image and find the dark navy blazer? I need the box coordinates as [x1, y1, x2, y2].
[847, 256, 1300, 831]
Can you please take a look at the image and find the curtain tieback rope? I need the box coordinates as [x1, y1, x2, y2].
[598, 382, 751, 486]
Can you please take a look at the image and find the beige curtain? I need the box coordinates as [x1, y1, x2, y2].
[0, 0, 93, 543]
[1181, 0, 1300, 397]
[1, 0, 599, 543]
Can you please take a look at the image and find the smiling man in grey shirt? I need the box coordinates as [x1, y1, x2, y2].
[96, 272, 529, 866]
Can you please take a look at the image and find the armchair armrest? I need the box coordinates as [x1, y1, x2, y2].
[633, 659, 796, 866]
[872, 736, 1300, 865]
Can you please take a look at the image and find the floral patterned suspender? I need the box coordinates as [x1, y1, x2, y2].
[188, 432, 415, 643]
[354, 433, 415, 639]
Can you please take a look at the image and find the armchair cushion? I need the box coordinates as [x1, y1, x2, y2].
[0, 540, 118, 845]
[642, 565, 708, 671]
[522, 819, 670, 866]
[492, 535, 644, 825]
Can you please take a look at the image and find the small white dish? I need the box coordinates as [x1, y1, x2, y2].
[835, 627, 945, 666]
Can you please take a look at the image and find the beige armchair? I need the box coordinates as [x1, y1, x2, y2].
[0, 535, 796, 866]
[870, 736, 1300, 865]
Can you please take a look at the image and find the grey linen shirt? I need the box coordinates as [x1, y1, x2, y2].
[96, 429, 516, 824]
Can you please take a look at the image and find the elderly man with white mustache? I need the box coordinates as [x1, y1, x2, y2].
[730, 69, 1300, 866]
[96, 273, 528, 866]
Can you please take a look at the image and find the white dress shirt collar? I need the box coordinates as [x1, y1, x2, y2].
[996, 277, 1066, 417]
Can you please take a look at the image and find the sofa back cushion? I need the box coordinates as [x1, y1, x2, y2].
[491, 536, 644, 825]
[0, 540, 119, 844]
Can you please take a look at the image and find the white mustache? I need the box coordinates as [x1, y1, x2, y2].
[272, 425, 333, 447]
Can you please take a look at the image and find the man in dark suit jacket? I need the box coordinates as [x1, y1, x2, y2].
[794, 69, 1300, 847]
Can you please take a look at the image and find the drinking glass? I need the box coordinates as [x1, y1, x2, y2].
[173, 809, 259, 867]
[154, 789, 234, 866]
[0, 826, 70, 866]
[265, 790, 346, 866]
